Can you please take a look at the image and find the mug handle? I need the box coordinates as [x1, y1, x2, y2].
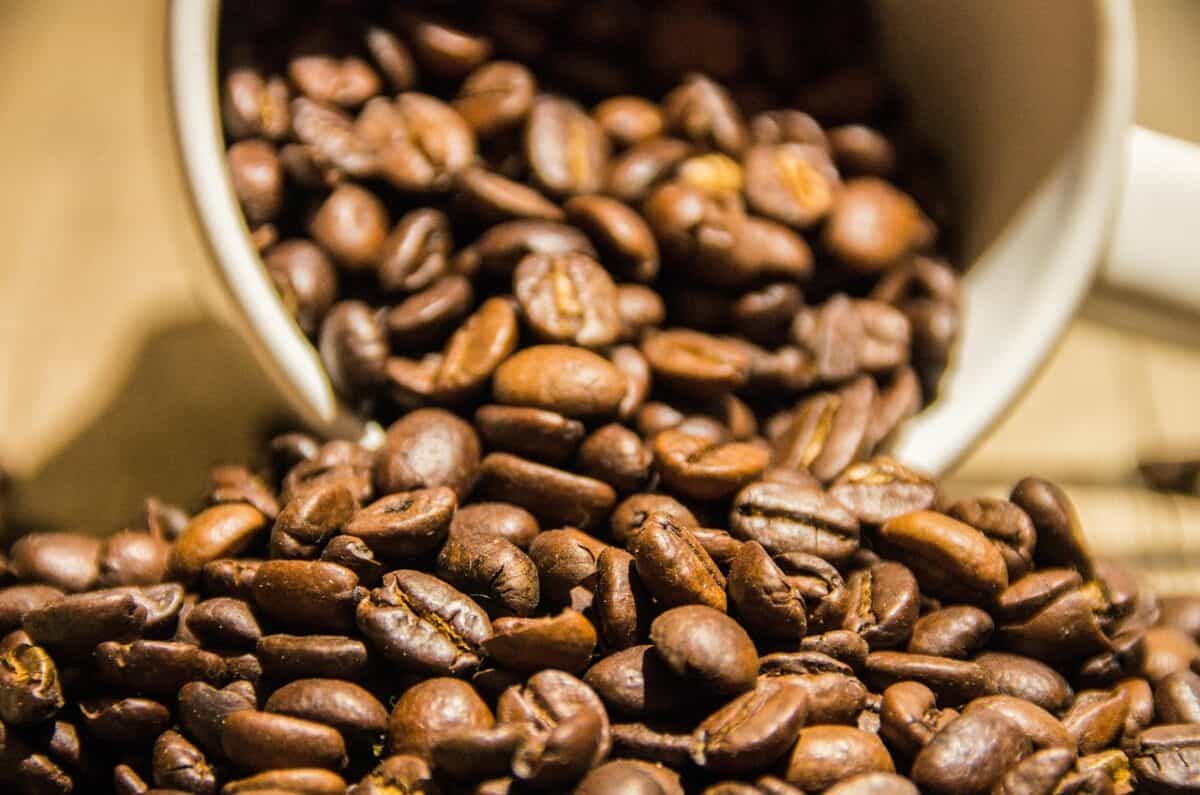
[1102, 127, 1200, 310]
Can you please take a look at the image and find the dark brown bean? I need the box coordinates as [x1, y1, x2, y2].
[454, 61, 537, 137]
[514, 252, 622, 348]
[9, 533, 101, 593]
[526, 95, 609, 196]
[785, 726, 895, 792]
[222, 710, 348, 771]
[484, 609, 597, 674]
[651, 606, 757, 696]
[628, 513, 726, 611]
[476, 453, 617, 530]
[731, 480, 861, 566]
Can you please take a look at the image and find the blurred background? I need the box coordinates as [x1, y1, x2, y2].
[1, 1, 1198, 590]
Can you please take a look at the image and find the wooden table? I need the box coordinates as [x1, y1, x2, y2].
[2, 2, 1198, 592]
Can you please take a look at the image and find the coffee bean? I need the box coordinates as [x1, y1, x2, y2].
[252, 560, 361, 633]
[376, 208, 453, 294]
[823, 178, 929, 272]
[351, 754, 438, 794]
[450, 502, 540, 550]
[593, 548, 653, 651]
[476, 453, 616, 530]
[356, 570, 491, 676]
[0, 585, 64, 632]
[289, 49, 380, 108]
[972, 651, 1073, 712]
[611, 493, 699, 547]
[178, 681, 256, 756]
[257, 634, 371, 682]
[496, 669, 611, 771]
[663, 75, 747, 156]
[152, 730, 216, 794]
[9, 533, 101, 593]
[456, 166, 565, 222]
[744, 143, 839, 228]
[436, 527, 540, 617]
[825, 772, 919, 795]
[628, 514, 726, 611]
[265, 678, 387, 746]
[346, 488, 457, 561]
[454, 61, 537, 136]
[964, 695, 1073, 751]
[223, 768, 347, 794]
[526, 95, 609, 196]
[80, 696, 171, 747]
[222, 710, 348, 771]
[829, 457, 938, 526]
[611, 720, 697, 769]
[642, 330, 751, 398]
[565, 195, 661, 283]
[694, 678, 808, 773]
[95, 640, 226, 694]
[1062, 687, 1130, 754]
[514, 252, 622, 348]
[201, 559, 262, 602]
[575, 424, 653, 493]
[990, 747, 1076, 795]
[1155, 670, 1200, 724]
[472, 219, 596, 276]
[843, 561, 919, 650]
[1130, 724, 1200, 793]
[908, 606, 994, 659]
[585, 645, 690, 718]
[593, 96, 665, 147]
[494, 345, 627, 418]
[910, 709, 1029, 795]
[271, 483, 356, 560]
[651, 606, 757, 696]
[0, 642, 62, 725]
[864, 652, 989, 707]
[606, 137, 693, 203]
[877, 511, 1008, 604]
[223, 67, 291, 140]
[527, 527, 609, 607]
[786, 726, 894, 792]
[576, 759, 684, 795]
[727, 541, 807, 641]
[730, 480, 860, 566]
[24, 588, 148, 657]
[879, 681, 955, 759]
[1010, 477, 1095, 578]
[484, 609, 596, 674]
[476, 404, 586, 465]
[385, 274, 473, 351]
[186, 596, 263, 651]
[374, 408, 481, 500]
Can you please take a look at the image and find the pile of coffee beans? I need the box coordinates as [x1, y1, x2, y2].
[2, 439, 1199, 793]
[222, 0, 959, 444]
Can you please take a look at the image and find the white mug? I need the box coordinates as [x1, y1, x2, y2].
[169, 0, 1200, 473]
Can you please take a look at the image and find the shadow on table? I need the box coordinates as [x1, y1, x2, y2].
[6, 318, 290, 539]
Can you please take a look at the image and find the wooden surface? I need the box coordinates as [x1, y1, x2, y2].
[2, 1, 1199, 592]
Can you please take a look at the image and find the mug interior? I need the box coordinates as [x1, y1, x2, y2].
[170, 0, 1134, 471]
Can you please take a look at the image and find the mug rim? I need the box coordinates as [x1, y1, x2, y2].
[167, 0, 1137, 471]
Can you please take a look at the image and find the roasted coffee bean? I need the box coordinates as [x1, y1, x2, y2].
[576, 759, 684, 795]
[576, 424, 653, 493]
[152, 730, 216, 794]
[964, 696, 1072, 752]
[990, 747, 1077, 795]
[744, 143, 839, 228]
[97, 532, 171, 588]
[642, 330, 751, 399]
[494, 345, 627, 419]
[653, 430, 769, 502]
[356, 570, 491, 676]
[496, 669, 611, 772]
[879, 681, 956, 759]
[843, 561, 920, 650]
[454, 61, 537, 137]
[346, 488, 457, 561]
[178, 680, 256, 756]
[476, 453, 617, 530]
[223, 67, 290, 140]
[436, 527, 540, 617]
[9, 533, 101, 593]
[471, 219, 596, 277]
[80, 696, 171, 747]
[786, 726, 895, 791]
[824, 178, 929, 272]
[829, 457, 938, 526]
[911, 709, 1030, 794]
[456, 165, 565, 222]
[663, 74, 747, 156]
[799, 630, 871, 673]
[252, 560, 361, 633]
[223, 768, 347, 794]
[606, 137, 693, 203]
[611, 494, 699, 547]
[628, 513, 726, 611]
[288, 48, 379, 108]
[732, 282, 805, 347]
[402, 14, 491, 78]
[271, 484, 356, 561]
[112, 762, 148, 795]
[0, 641, 62, 725]
[24, 588, 148, 656]
[374, 408, 481, 500]
[222, 710, 348, 771]
[257, 634, 371, 681]
[350, 754, 439, 794]
[565, 195, 660, 283]
[947, 497, 1038, 581]
[170, 505, 268, 586]
[1130, 724, 1200, 793]
[771, 376, 877, 482]
[694, 677, 808, 773]
[610, 720, 697, 768]
[730, 481, 860, 566]
[450, 502, 540, 550]
[95, 640, 226, 694]
[514, 252, 622, 349]
[526, 95, 609, 196]
[377, 208, 452, 293]
[973, 651, 1073, 712]
[877, 511, 1009, 604]
[651, 606, 757, 696]
[727, 542, 807, 641]
[527, 528, 608, 607]
[908, 606, 994, 659]
[475, 405, 586, 465]
[1010, 477, 1095, 578]
[201, 559, 262, 602]
[1063, 687, 1131, 754]
[585, 645, 691, 718]
[228, 139, 283, 225]
[593, 96, 665, 146]
[484, 609, 596, 674]
[1155, 670, 1200, 724]
[0, 585, 64, 632]
[593, 548, 653, 651]
[385, 274, 473, 351]
[265, 678, 388, 745]
[863, 652, 989, 707]
[390, 679, 498, 762]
